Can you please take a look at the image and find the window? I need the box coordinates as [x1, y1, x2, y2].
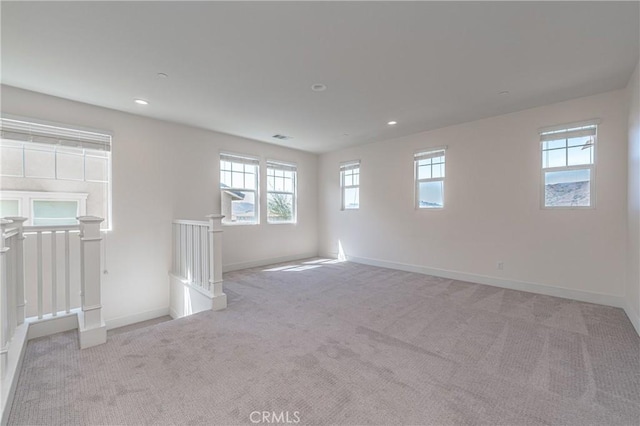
[220, 153, 259, 224]
[340, 161, 360, 210]
[415, 148, 446, 209]
[540, 120, 598, 208]
[267, 160, 296, 224]
[0, 191, 87, 226]
[0, 117, 112, 228]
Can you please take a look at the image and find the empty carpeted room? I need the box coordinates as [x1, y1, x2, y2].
[0, 1, 639, 425]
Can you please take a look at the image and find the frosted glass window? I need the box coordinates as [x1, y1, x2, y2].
[32, 200, 79, 226]
[0, 200, 20, 217]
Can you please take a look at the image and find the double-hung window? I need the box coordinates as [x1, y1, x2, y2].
[540, 120, 597, 208]
[266, 160, 297, 224]
[415, 148, 446, 209]
[340, 161, 360, 210]
[0, 117, 112, 228]
[220, 153, 259, 224]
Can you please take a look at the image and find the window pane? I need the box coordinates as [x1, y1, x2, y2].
[232, 162, 243, 172]
[57, 152, 84, 180]
[542, 148, 566, 169]
[284, 176, 294, 193]
[85, 155, 109, 182]
[0, 146, 23, 177]
[344, 187, 359, 209]
[231, 191, 256, 223]
[567, 145, 593, 166]
[544, 169, 591, 207]
[267, 193, 294, 223]
[221, 171, 232, 187]
[231, 171, 244, 188]
[32, 200, 78, 226]
[418, 165, 431, 180]
[432, 163, 443, 179]
[0, 200, 19, 217]
[567, 136, 592, 149]
[344, 174, 353, 186]
[244, 171, 256, 190]
[25, 147, 55, 178]
[543, 139, 566, 150]
[418, 180, 444, 208]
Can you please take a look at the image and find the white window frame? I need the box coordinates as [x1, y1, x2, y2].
[539, 120, 598, 210]
[266, 160, 297, 224]
[414, 147, 446, 209]
[0, 190, 87, 226]
[0, 116, 112, 230]
[340, 160, 360, 210]
[220, 152, 260, 225]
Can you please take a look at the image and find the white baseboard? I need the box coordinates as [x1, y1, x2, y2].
[1, 323, 28, 426]
[222, 252, 318, 273]
[104, 307, 170, 331]
[26, 311, 79, 340]
[336, 254, 625, 309]
[623, 303, 640, 336]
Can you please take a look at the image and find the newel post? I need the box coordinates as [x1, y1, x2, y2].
[0, 219, 11, 377]
[77, 216, 107, 349]
[207, 214, 227, 310]
[5, 217, 27, 325]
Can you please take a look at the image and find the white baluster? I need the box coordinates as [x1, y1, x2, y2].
[51, 231, 57, 316]
[37, 231, 43, 320]
[65, 230, 70, 313]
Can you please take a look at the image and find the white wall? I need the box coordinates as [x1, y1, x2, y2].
[627, 61, 640, 334]
[1, 85, 318, 326]
[319, 89, 629, 305]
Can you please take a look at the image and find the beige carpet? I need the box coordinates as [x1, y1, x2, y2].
[8, 259, 640, 425]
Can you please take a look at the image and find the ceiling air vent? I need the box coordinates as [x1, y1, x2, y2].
[272, 134, 292, 140]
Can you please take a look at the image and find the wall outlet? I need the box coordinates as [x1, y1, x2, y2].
[497, 261, 504, 270]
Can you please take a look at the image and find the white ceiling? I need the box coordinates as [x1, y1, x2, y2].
[2, 2, 638, 153]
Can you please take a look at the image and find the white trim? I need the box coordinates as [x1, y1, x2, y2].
[222, 251, 318, 272]
[624, 302, 640, 337]
[104, 307, 170, 331]
[327, 253, 626, 308]
[538, 118, 601, 135]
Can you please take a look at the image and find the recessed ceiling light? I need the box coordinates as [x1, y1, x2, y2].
[311, 83, 327, 92]
[387, 121, 397, 126]
[134, 99, 149, 105]
[157, 72, 168, 78]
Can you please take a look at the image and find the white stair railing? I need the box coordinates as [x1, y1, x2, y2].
[0, 216, 106, 353]
[25, 224, 81, 320]
[0, 218, 25, 377]
[170, 214, 226, 317]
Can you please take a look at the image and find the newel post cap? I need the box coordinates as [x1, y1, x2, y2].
[3, 217, 27, 224]
[77, 216, 105, 224]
